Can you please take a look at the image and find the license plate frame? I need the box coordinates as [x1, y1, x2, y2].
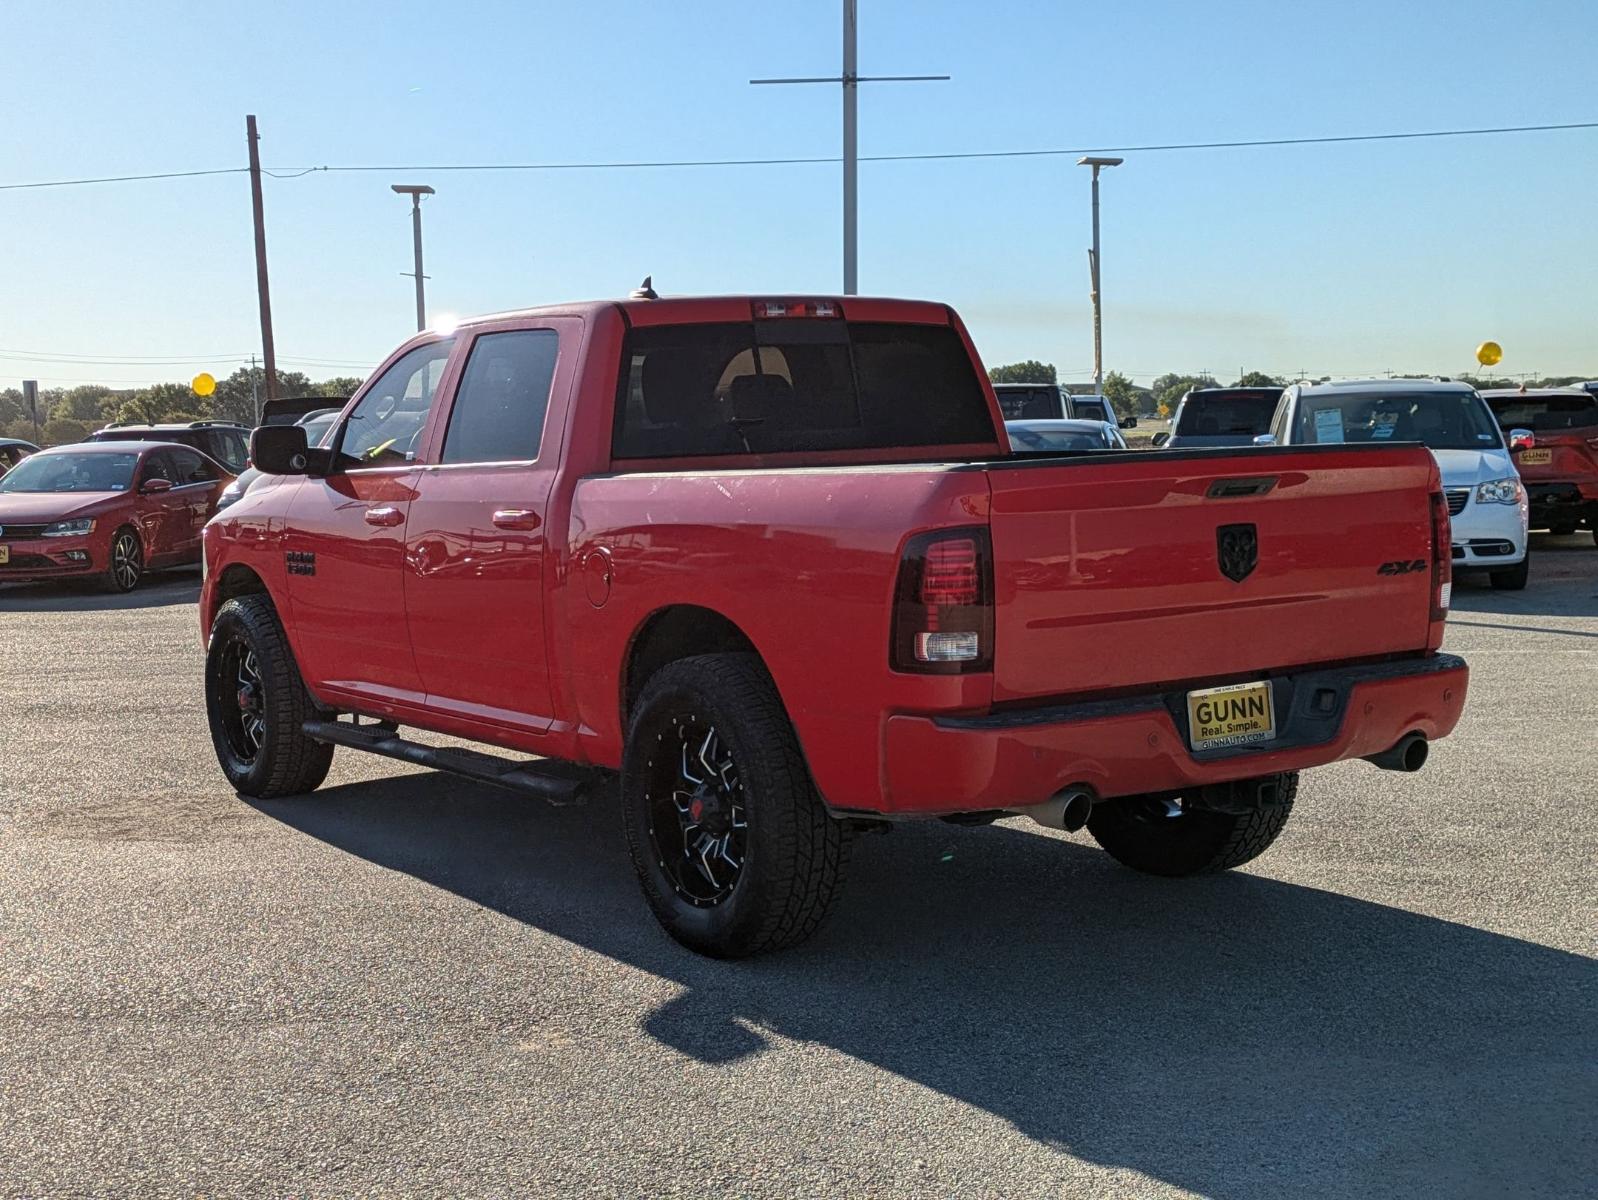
[1186, 679, 1277, 752]
[1517, 448, 1552, 466]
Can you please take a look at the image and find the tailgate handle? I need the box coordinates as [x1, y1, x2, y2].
[1207, 476, 1278, 499]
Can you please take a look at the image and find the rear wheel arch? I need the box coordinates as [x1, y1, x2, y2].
[621, 605, 761, 724]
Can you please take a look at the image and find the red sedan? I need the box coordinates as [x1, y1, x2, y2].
[0, 441, 233, 592]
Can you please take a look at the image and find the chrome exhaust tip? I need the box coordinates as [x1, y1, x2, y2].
[1022, 787, 1095, 832]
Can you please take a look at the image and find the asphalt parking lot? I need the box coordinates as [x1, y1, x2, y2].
[1, 539, 1593, 1198]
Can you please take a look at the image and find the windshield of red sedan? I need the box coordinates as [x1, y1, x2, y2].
[0, 452, 139, 493]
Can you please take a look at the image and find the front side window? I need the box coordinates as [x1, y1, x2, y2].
[0, 452, 140, 493]
[441, 330, 559, 464]
[338, 340, 455, 467]
[171, 448, 220, 484]
[140, 451, 176, 485]
[612, 321, 994, 459]
[1293, 390, 1502, 451]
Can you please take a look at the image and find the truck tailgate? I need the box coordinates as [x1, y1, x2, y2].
[985, 445, 1441, 703]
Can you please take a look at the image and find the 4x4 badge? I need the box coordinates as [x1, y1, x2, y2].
[1216, 523, 1258, 583]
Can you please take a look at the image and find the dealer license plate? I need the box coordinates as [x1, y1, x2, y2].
[1517, 448, 1552, 466]
[0, 545, 9, 565]
[1187, 680, 1276, 751]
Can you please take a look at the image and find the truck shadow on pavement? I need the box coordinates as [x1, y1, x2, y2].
[256, 776, 1594, 1199]
[0, 569, 200, 612]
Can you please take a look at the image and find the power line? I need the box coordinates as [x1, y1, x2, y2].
[0, 167, 246, 192]
[0, 348, 372, 369]
[2, 120, 1594, 191]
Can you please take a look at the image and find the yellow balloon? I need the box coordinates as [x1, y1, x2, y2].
[192, 372, 216, 397]
[1475, 341, 1502, 368]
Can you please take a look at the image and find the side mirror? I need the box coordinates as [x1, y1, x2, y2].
[251, 423, 312, 476]
[1253, 433, 1278, 447]
[1119, 416, 1138, 429]
[1150, 432, 1170, 447]
[140, 477, 174, 494]
[1508, 428, 1535, 451]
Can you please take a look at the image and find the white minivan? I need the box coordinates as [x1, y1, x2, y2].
[1261, 379, 1530, 589]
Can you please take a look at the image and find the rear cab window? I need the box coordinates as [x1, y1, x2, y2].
[1177, 392, 1279, 436]
[1484, 393, 1598, 433]
[994, 387, 1061, 420]
[612, 317, 994, 461]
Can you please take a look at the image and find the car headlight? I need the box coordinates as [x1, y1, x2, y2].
[1474, 477, 1522, 505]
[215, 481, 245, 510]
[41, 518, 96, 538]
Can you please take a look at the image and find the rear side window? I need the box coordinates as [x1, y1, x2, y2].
[212, 430, 249, 473]
[994, 387, 1061, 420]
[612, 321, 994, 459]
[1486, 394, 1598, 433]
[1176, 392, 1279, 436]
[441, 330, 559, 464]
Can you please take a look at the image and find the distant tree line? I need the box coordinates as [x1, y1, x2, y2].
[0, 368, 365, 447]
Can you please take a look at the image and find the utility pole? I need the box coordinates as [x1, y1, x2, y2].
[250, 355, 261, 426]
[391, 184, 435, 331]
[1077, 156, 1123, 399]
[246, 115, 278, 401]
[752, 0, 948, 295]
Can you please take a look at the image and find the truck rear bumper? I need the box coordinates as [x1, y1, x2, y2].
[878, 654, 1468, 814]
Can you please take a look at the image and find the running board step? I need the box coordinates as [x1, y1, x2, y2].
[302, 718, 600, 806]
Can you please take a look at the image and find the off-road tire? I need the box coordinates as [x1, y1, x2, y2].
[1489, 552, 1530, 590]
[1087, 772, 1298, 877]
[205, 594, 334, 798]
[622, 653, 850, 958]
[99, 526, 144, 593]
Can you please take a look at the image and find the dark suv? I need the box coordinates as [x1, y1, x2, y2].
[88, 421, 251, 475]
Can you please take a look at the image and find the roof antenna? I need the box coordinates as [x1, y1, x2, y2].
[630, 275, 657, 300]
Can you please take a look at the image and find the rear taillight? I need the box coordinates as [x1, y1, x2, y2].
[1429, 490, 1452, 621]
[891, 527, 994, 674]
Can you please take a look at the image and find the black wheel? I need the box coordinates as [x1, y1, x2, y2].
[205, 595, 333, 798]
[622, 653, 850, 958]
[1087, 772, 1298, 877]
[100, 526, 143, 593]
[1489, 552, 1530, 590]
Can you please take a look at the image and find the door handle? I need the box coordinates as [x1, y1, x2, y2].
[491, 509, 541, 531]
[364, 506, 404, 527]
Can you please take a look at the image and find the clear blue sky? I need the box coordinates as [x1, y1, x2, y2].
[3, 0, 1596, 389]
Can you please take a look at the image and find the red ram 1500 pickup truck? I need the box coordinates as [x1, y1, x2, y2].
[201, 295, 1468, 957]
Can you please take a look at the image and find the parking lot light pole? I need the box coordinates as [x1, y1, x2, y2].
[391, 184, 435, 331]
[1077, 156, 1123, 399]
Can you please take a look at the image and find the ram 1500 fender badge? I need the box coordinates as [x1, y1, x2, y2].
[1216, 523, 1258, 582]
[285, 550, 316, 577]
[1376, 559, 1427, 575]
